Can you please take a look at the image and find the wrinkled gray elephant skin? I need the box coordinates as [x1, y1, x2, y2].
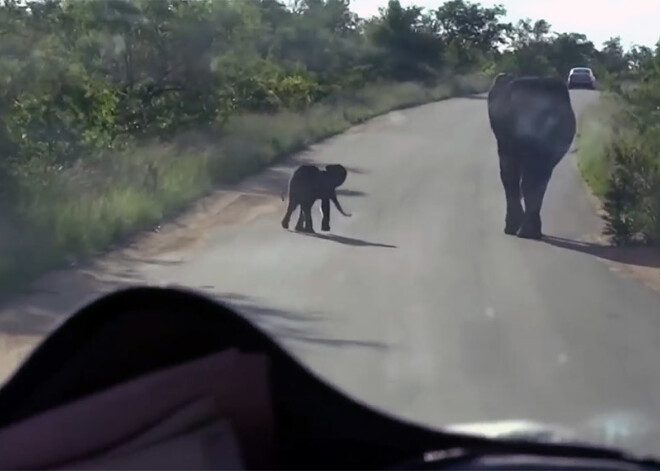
[281, 164, 351, 233]
[487, 73, 577, 239]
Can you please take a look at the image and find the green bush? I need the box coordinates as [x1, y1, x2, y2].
[575, 96, 621, 197]
[601, 130, 660, 244]
[577, 94, 660, 245]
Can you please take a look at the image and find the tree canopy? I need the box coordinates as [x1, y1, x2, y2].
[0, 0, 654, 164]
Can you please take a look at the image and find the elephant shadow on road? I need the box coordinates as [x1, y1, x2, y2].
[0, 259, 148, 337]
[542, 235, 660, 269]
[341, 165, 370, 175]
[211, 292, 390, 351]
[336, 189, 368, 198]
[294, 231, 397, 249]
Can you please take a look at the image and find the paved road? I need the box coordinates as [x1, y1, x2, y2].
[2, 90, 660, 456]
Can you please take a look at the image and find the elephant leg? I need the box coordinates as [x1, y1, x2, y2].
[320, 198, 330, 231]
[301, 202, 315, 233]
[518, 160, 551, 240]
[295, 202, 306, 232]
[498, 145, 523, 235]
[281, 198, 298, 229]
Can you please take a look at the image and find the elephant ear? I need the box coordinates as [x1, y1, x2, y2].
[325, 164, 347, 187]
[490, 73, 515, 92]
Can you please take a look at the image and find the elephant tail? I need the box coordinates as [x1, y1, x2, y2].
[281, 189, 286, 201]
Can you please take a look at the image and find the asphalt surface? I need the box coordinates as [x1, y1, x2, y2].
[2, 90, 660, 456]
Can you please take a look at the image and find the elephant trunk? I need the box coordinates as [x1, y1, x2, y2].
[331, 194, 351, 217]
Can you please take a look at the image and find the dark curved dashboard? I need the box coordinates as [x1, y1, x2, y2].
[0, 286, 656, 470]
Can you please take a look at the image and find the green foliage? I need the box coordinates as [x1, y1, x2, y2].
[600, 42, 660, 245]
[496, 18, 604, 77]
[575, 96, 621, 197]
[577, 48, 660, 245]
[601, 128, 660, 245]
[435, 0, 509, 72]
[7, 77, 119, 163]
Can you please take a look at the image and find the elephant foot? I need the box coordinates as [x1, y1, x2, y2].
[504, 207, 523, 236]
[516, 222, 542, 240]
[515, 210, 542, 239]
[517, 229, 542, 240]
[503, 201, 522, 233]
[321, 222, 330, 232]
[281, 220, 289, 229]
[504, 222, 520, 235]
[296, 226, 315, 234]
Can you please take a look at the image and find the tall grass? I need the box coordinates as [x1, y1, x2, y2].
[0, 76, 491, 294]
[1, 145, 211, 291]
[210, 79, 480, 182]
[576, 94, 660, 245]
[575, 95, 622, 197]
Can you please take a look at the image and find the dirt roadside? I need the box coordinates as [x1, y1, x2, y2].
[0, 157, 296, 383]
[571, 156, 660, 295]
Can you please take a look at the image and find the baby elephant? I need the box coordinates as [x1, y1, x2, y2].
[281, 164, 352, 233]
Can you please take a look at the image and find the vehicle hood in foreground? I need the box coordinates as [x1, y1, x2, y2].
[444, 419, 581, 445]
[443, 415, 657, 458]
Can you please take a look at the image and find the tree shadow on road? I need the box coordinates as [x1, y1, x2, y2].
[115, 256, 184, 266]
[208, 291, 390, 351]
[542, 235, 660, 269]
[283, 333, 389, 350]
[342, 165, 370, 175]
[218, 152, 316, 198]
[337, 188, 368, 197]
[230, 166, 295, 198]
[230, 159, 369, 200]
[210, 291, 326, 324]
[0, 262, 143, 337]
[0, 284, 392, 359]
[295, 232, 397, 248]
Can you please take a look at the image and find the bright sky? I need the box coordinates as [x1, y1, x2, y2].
[349, 0, 660, 49]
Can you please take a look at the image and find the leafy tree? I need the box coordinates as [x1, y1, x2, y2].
[498, 19, 555, 75]
[366, 0, 444, 81]
[433, 0, 509, 71]
[600, 36, 628, 75]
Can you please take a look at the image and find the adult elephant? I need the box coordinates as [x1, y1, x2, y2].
[281, 164, 351, 233]
[487, 73, 577, 239]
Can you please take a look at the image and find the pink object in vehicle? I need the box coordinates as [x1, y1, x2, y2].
[0, 349, 274, 470]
